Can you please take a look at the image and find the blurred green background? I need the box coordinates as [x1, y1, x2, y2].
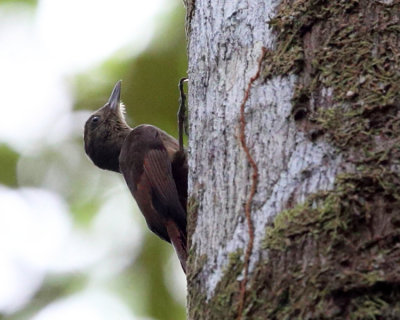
[0, 0, 187, 319]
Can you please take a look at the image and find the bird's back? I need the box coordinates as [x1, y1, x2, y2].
[119, 125, 187, 242]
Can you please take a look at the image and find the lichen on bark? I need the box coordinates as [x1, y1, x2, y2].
[264, 0, 400, 119]
[257, 169, 400, 319]
[188, 250, 244, 320]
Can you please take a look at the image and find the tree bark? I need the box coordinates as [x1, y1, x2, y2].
[186, 0, 400, 319]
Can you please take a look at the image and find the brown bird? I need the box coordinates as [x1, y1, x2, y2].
[84, 80, 188, 272]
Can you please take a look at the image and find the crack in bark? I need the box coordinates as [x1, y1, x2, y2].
[237, 46, 267, 320]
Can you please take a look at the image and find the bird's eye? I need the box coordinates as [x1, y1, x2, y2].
[91, 116, 100, 124]
[89, 115, 101, 129]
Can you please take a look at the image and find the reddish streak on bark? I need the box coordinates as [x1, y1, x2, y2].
[237, 47, 267, 320]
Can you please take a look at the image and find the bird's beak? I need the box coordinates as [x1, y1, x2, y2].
[108, 80, 122, 111]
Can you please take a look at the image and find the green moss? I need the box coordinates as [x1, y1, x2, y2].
[188, 250, 244, 320]
[312, 104, 400, 155]
[264, 0, 360, 78]
[264, 170, 400, 251]
[249, 169, 400, 318]
[264, 0, 400, 131]
[187, 196, 199, 245]
[246, 165, 400, 319]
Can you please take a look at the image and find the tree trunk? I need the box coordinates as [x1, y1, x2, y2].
[185, 0, 400, 319]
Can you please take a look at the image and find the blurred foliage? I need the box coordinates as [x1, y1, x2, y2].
[0, 144, 19, 186]
[4, 274, 87, 320]
[0, 0, 37, 6]
[16, 139, 116, 226]
[123, 7, 188, 136]
[75, 4, 187, 138]
[116, 234, 186, 320]
[0, 1, 187, 320]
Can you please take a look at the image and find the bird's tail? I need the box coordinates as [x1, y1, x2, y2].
[166, 220, 187, 274]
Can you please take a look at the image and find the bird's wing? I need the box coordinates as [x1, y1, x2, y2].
[119, 126, 187, 230]
[119, 126, 187, 271]
[143, 148, 187, 228]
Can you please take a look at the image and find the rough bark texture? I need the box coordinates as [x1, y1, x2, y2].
[186, 0, 400, 319]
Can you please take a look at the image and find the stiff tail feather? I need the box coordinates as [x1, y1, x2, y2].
[166, 220, 187, 273]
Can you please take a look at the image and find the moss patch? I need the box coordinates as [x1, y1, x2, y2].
[244, 169, 400, 319]
[187, 251, 244, 320]
[187, 196, 199, 250]
[264, 0, 400, 136]
[192, 169, 400, 319]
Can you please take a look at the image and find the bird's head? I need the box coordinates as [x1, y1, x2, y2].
[84, 80, 131, 172]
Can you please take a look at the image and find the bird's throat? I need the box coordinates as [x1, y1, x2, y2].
[88, 126, 131, 173]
